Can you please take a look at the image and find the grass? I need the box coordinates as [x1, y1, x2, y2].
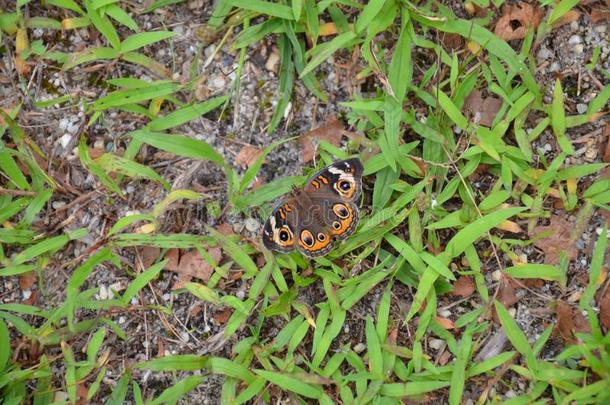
[1, 0, 610, 404]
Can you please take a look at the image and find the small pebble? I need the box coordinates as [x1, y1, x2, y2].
[505, 390, 517, 399]
[353, 343, 366, 353]
[59, 133, 72, 149]
[429, 338, 445, 350]
[162, 293, 171, 301]
[235, 290, 245, 300]
[439, 309, 452, 318]
[508, 308, 517, 318]
[574, 44, 584, 54]
[244, 218, 260, 233]
[576, 103, 588, 114]
[52, 200, 66, 209]
[22, 290, 32, 300]
[568, 35, 582, 45]
[491, 270, 502, 282]
[118, 316, 126, 324]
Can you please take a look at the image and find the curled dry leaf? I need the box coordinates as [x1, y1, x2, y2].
[498, 278, 520, 308]
[531, 216, 578, 265]
[235, 145, 264, 169]
[497, 220, 524, 234]
[463, 89, 503, 127]
[553, 10, 581, 28]
[165, 248, 222, 290]
[299, 116, 345, 163]
[556, 300, 591, 344]
[451, 276, 476, 298]
[597, 284, 610, 331]
[494, 2, 543, 41]
[591, 7, 610, 23]
[435, 316, 455, 330]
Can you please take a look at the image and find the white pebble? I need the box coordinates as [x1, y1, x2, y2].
[236, 290, 245, 300]
[244, 218, 260, 233]
[59, 133, 73, 149]
[439, 309, 452, 318]
[508, 308, 517, 318]
[353, 343, 366, 353]
[118, 316, 126, 324]
[162, 293, 171, 301]
[429, 338, 445, 350]
[568, 35, 581, 45]
[576, 103, 588, 114]
[491, 270, 502, 282]
[574, 44, 584, 54]
[22, 290, 32, 300]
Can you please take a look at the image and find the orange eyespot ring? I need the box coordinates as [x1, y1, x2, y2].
[333, 203, 350, 219]
[338, 180, 352, 192]
[277, 226, 293, 245]
[332, 221, 341, 230]
[300, 230, 315, 247]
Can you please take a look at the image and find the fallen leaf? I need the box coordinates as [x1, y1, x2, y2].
[556, 301, 591, 344]
[591, 7, 610, 23]
[216, 223, 234, 236]
[19, 271, 36, 291]
[597, 284, 610, 331]
[140, 246, 161, 270]
[602, 122, 610, 163]
[213, 307, 232, 324]
[319, 22, 338, 36]
[164, 249, 180, 272]
[170, 247, 222, 290]
[498, 278, 520, 308]
[494, 2, 543, 41]
[299, 116, 345, 163]
[75, 382, 88, 405]
[435, 316, 455, 330]
[441, 33, 463, 49]
[553, 9, 581, 27]
[451, 276, 476, 298]
[235, 145, 264, 169]
[497, 220, 524, 233]
[531, 217, 578, 265]
[463, 89, 503, 127]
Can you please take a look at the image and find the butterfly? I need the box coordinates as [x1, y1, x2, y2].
[262, 158, 363, 257]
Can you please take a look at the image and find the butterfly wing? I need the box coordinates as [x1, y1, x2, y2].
[262, 197, 299, 254]
[303, 158, 363, 203]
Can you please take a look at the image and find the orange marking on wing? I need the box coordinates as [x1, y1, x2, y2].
[302, 236, 332, 252]
[331, 206, 354, 236]
[284, 204, 292, 212]
[311, 180, 320, 189]
[278, 209, 286, 220]
[318, 175, 329, 184]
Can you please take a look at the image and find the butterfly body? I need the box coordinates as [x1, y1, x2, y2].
[262, 158, 363, 257]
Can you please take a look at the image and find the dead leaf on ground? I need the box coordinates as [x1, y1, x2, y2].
[597, 284, 610, 331]
[591, 7, 610, 23]
[235, 145, 264, 169]
[216, 223, 234, 236]
[435, 316, 455, 330]
[299, 116, 345, 163]
[553, 10, 581, 28]
[451, 276, 476, 298]
[214, 307, 232, 324]
[19, 271, 36, 291]
[441, 33, 463, 49]
[498, 278, 520, 308]
[140, 246, 161, 270]
[497, 220, 524, 234]
[164, 249, 180, 271]
[602, 122, 610, 163]
[169, 247, 222, 290]
[531, 216, 578, 265]
[494, 2, 543, 41]
[463, 89, 503, 127]
[556, 300, 591, 344]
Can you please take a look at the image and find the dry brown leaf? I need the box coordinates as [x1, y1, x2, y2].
[591, 7, 610, 23]
[553, 9, 581, 27]
[170, 247, 222, 290]
[164, 248, 180, 272]
[602, 122, 610, 163]
[494, 2, 543, 41]
[451, 276, 476, 298]
[463, 89, 503, 127]
[441, 33, 463, 49]
[435, 316, 455, 330]
[235, 145, 264, 169]
[497, 220, 524, 234]
[597, 284, 610, 331]
[319, 22, 338, 36]
[214, 307, 232, 324]
[556, 301, 591, 344]
[140, 246, 161, 270]
[19, 271, 36, 291]
[299, 116, 345, 163]
[216, 223, 234, 236]
[75, 383, 89, 405]
[531, 217, 578, 265]
[498, 279, 520, 308]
